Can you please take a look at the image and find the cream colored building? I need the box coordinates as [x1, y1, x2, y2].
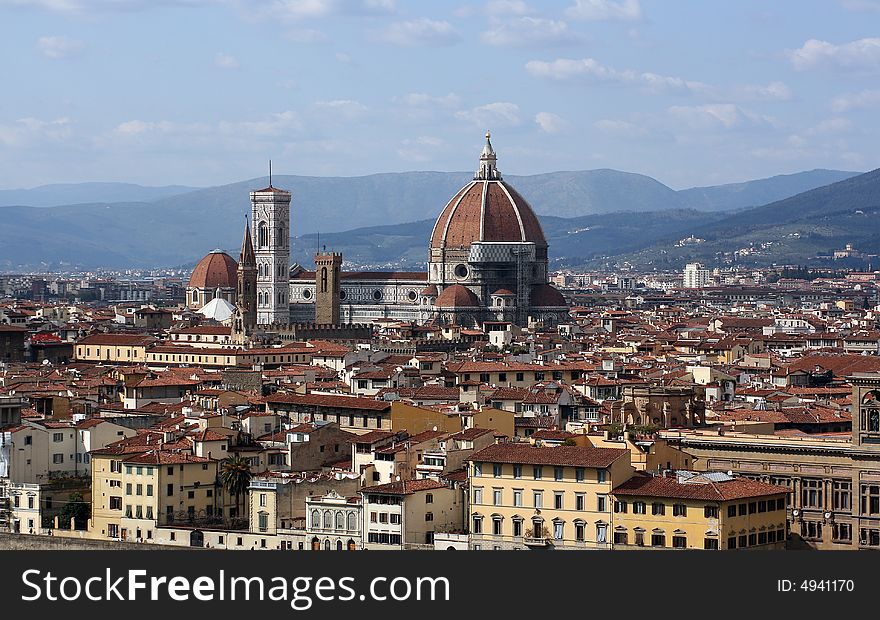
[74, 334, 155, 363]
[467, 443, 633, 550]
[611, 471, 788, 550]
[361, 479, 461, 550]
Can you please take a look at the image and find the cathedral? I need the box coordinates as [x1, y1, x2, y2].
[187, 132, 569, 336]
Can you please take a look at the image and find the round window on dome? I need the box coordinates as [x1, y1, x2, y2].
[373, 290, 382, 301]
[407, 290, 417, 301]
[302, 289, 312, 300]
[454, 264, 469, 279]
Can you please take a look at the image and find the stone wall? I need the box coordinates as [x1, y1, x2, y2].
[0, 532, 194, 551]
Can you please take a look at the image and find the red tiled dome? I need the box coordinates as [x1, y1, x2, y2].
[188, 250, 238, 289]
[430, 180, 547, 250]
[531, 284, 567, 307]
[421, 284, 439, 296]
[492, 288, 515, 296]
[435, 284, 481, 308]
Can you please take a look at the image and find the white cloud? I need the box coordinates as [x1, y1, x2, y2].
[831, 89, 880, 112]
[7, 0, 224, 12]
[215, 52, 240, 69]
[566, 0, 642, 21]
[739, 81, 792, 101]
[802, 117, 854, 136]
[534, 111, 566, 133]
[395, 92, 461, 108]
[486, 0, 533, 15]
[335, 51, 353, 63]
[0, 117, 72, 146]
[311, 99, 368, 120]
[482, 17, 582, 47]
[115, 120, 175, 136]
[379, 18, 460, 46]
[267, 0, 394, 19]
[397, 135, 445, 162]
[455, 102, 522, 127]
[787, 37, 880, 72]
[593, 118, 647, 137]
[525, 57, 709, 95]
[667, 104, 774, 130]
[36, 35, 84, 59]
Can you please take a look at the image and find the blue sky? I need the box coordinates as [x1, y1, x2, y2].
[1, 0, 879, 189]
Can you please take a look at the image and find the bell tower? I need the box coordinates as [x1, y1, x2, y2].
[251, 166, 291, 325]
[314, 252, 342, 325]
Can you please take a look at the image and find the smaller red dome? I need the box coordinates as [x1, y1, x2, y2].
[492, 288, 515, 296]
[188, 250, 238, 289]
[531, 284, 567, 307]
[435, 284, 481, 308]
[421, 284, 439, 296]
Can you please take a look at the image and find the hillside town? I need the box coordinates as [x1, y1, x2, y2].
[2, 137, 880, 553]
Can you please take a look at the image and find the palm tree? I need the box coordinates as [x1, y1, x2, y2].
[219, 454, 252, 520]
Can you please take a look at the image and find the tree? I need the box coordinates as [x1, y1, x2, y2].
[219, 454, 252, 520]
[58, 492, 90, 530]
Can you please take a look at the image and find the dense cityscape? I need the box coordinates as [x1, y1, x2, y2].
[1, 132, 879, 553]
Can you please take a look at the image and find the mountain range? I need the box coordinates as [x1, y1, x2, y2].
[0, 168, 865, 270]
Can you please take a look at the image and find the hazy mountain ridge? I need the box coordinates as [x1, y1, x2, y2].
[0, 168, 864, 269]
[0, 182, 200, 208]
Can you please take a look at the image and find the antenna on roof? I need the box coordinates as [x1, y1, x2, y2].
[268, 160, 272, 188]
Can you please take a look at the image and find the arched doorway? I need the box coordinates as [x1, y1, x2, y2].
[347, 539, 356, 551]
[311, 537, 320, 551]
[323, 539, 331, 551]
[190, 530, 204, 548]
[336, 540, 343, 551]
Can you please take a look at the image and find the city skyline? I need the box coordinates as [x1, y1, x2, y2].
[2, 0, 880, 190]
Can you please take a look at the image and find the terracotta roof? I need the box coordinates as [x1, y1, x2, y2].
[188, 250, 237, 290]
[469, 443, 628, 468]
[430, 180, 547, 249]
[531, 284, 567, 307]
[77, 333, 155, 346]
[361, 479, 448, 495]
[435, 284, 481, 308]
[124, 450, 212, 465]
[264, 392, 391, 412]
[612, 473, 789, 501]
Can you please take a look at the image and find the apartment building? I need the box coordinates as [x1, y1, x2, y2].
[611, 471, 789, 550]
[361, 479, 460, 550]
[467, 443, 633, 550]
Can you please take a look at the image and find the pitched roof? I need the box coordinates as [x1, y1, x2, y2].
[361, 479, 448, 495]
[469, 443, 628, 468]
[612, 473, 789, 501]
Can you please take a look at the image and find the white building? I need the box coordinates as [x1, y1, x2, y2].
[682, 263, 710, 289]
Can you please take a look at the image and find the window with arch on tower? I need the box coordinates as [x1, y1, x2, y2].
[258, 222, 268, 248]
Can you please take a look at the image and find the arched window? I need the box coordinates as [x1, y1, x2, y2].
[311, 510, 320, 528]
[191, 290, 198, 304]
[323, 511, 332, 529]
[320, 267, 328, 293]
[335, 512, 345, 530]
[347, 512, 356, 531]
[258, 222, 268, 248]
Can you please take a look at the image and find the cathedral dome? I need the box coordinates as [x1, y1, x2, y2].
[531, 283, 567, 307]
[435, 284, 481, 308]
[430, 132, 546, 251]
[188, 250, 238, 289]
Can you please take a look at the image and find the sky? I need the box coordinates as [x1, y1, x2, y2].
[1, 0, 880, 190]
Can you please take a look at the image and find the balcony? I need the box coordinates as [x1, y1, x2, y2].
[523, 536, 552, 547]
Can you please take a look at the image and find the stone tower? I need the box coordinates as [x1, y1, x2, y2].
[314, 252, 342, 325]
[251, 181, 291, 325]
[235, 218, 257, 335]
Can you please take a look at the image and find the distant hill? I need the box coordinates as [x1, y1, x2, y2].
[0, 168, 865, 269]
[677, 169, 860, 212]
[599, 168, 880, 269]
[0, 182, 199, 208]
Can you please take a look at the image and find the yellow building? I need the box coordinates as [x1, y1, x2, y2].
[89, 445, 217, 542]
[75, 334, 156, 363]
[611, 471, 789, 550]
[467, 443, 633, 550]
